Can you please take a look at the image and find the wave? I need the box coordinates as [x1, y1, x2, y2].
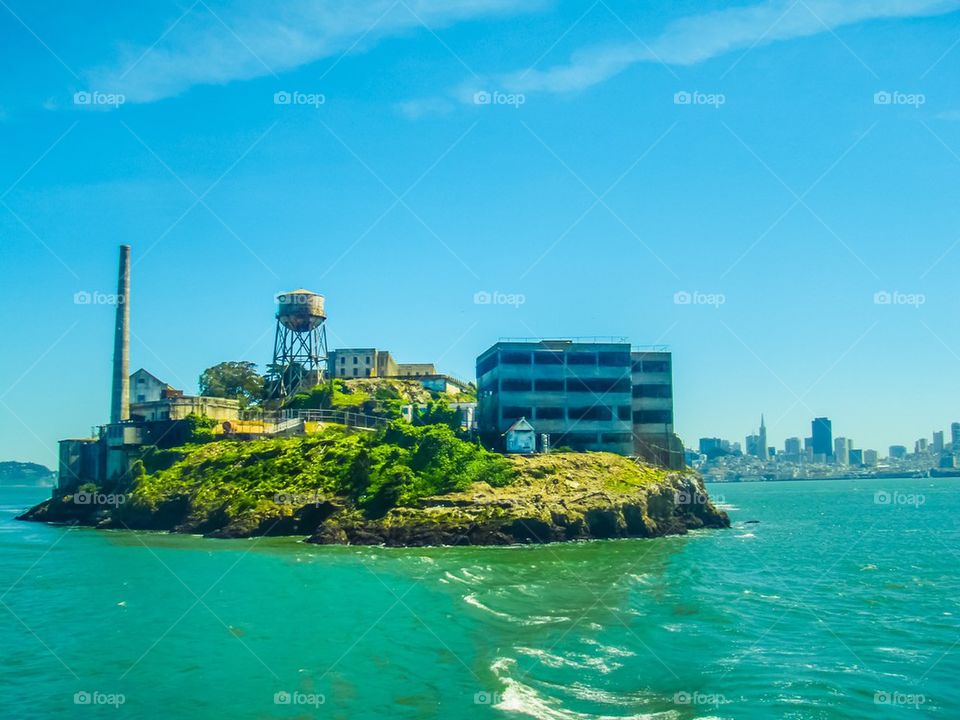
[463, 594, 571, 626]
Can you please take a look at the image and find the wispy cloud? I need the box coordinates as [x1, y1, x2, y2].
[495, 0, 960, 94]
[86, 0, 545, 103]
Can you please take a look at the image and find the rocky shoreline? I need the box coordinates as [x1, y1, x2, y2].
[19, 453, 729, 546]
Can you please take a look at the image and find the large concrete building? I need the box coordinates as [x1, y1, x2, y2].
[476, 339, 682, 468]
[328, 348, 438, 379]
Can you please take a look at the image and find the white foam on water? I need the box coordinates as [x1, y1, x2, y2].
[491, 665, 677, 720]
[463, 594, 570, 626]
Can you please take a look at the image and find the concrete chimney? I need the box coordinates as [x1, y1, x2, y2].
[110, 245, 131, 424]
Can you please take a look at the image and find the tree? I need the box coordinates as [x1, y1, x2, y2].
[199, 361, 264, 408]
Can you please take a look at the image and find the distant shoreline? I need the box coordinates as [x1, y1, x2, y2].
[707, 471, 960, 484]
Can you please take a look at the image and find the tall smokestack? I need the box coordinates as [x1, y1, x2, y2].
[110, 245, 131, 424]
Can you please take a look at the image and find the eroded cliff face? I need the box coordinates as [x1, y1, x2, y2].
[307, 462, 728, 546]
[21, 452, 728, 545]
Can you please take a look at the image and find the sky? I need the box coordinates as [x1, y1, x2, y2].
[1, 0, 960, 467]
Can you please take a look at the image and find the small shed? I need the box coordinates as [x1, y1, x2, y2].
[505, 417, 536, 454]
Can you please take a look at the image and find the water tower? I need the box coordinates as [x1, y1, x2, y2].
[268, 289, 328, 399]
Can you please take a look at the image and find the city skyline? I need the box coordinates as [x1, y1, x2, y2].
[3, 1, 960, 465]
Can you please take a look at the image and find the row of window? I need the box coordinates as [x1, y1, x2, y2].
[632, 359, 670, 373]
[339, 355, 372, 365]
[632, 384, 672, 398]
[551, 432, 634, 448]
[502, 406, 642, 422]
[479, 350, 633, 374]
[499, 377, 633, 394]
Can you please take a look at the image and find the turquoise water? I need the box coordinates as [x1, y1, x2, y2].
[2, 478, 958, 719]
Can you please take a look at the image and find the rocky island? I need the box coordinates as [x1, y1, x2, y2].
[21, 422, 728, 546]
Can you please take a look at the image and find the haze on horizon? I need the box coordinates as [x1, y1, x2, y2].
[2, 0, 960, 466]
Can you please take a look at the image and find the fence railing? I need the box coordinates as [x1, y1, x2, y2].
[278, 408, 389, 430]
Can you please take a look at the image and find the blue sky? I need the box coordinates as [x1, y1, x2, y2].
[2, 0, 960, 466]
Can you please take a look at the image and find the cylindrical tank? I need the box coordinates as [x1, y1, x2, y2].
[276, 289, 326, 331]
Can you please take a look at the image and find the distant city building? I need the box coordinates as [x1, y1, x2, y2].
[812, 417, 833, 459]
[863, 449, 878, 466]
[475, 339, 683, 467]
[915, 438, 929, 454]
[784, 437, 802, 457]
[889, 445, 908, 460]
[933, 431, 945, 454]
[758, 415, 769, 461]
[952, 423, 960, 451]
[745, 434, 760, 457]
[849, 448, 863, 466]
[834, 437, 852, 466]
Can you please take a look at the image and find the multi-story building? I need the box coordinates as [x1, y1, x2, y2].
[863, 449, 878, 466]
[812, 417, 833, 459]
[889, 445, 908, 460]
[933, 431, 945, 454]
[476, 339, 682, 467]
[328, 348, 438, 379]
[834, 437, 852, 466]
[952, 422, 960, 451]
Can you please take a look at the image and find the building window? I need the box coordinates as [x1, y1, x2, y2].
[566, 352, 597, 366]
[533, 351, 564, 365]
[567, 377, 630, 393]
[502, 351, 532, 365]
[617, 406, 631, 420]
[554, 432, 598, 449]
[477, 354, 498, 376]
[569, 406, 613, 421]
[601, 433, 633, 444]
[353, 357, 358, 364]
[137, 394, 145, 402]
[632, 384, 672, 398]
[353, 368, 359, 377]
[340, 356, 345, 364]
[502, 406, 532, 420]
[598, 352, 630, 367]
[535, 407, 565, 420]
[366, 356, 371, 364]
[534, 379, 564, 392]
[365, 369, 372, 377]
[633, 359, 670, 373]
[633, 410, 673, 424]
[501, 378, 532, 392]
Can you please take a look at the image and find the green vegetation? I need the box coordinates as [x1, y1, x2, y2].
[117, 421, 516, 530]
[198, 361, 264, 408]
